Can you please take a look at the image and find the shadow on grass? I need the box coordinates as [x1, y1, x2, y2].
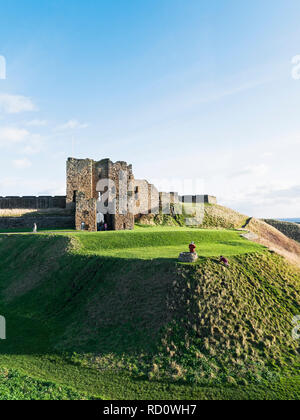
[0, 237, 180, 358]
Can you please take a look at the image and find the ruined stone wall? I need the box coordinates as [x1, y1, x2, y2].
[205, 195, 217, 204]
[107, 160, 134, 230]
[180, 195, 217, 204]
[159, 192, 179, 213]
[132, 182, 180, 216]
[1, 155, 219, 232]
[132, 180, 158, 215]
[69, 158, 135, 231]
[149, 184, 160, 215]
[66, 158, 94, 207]
[66, 158, 97, 230]
[133, 180, 161, 216]
[0, 196, 66, 209]
[0, 216, 74, 230]
[133, 179, 148, 215]
[75, 192, 97, 231]
[66, 156, 217, 231]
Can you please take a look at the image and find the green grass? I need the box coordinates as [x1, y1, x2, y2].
[0, 226, 298, 400]
[62, 226, 264, 259]
[0, 367, 94, 400]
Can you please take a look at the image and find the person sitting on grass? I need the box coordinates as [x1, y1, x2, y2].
[189, 242, 196, 253]
[220, 256, 229, 267]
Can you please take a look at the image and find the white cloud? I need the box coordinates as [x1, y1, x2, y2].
[231, 164, 269, 178]
[0, 127, 29, 145]
[21, 134, 44, 155]
[219, 184, 300, 218]
[0, 94, 37, 114]
[0, 126, 43, 154]
[12, 158, 32, 169]
[26, 119, 47, 127]
[57, 119, 89, 130]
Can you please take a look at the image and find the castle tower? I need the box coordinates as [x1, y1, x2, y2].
[66, 157, 135, 231]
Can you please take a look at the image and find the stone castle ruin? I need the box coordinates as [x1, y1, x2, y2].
[0, 157, 217, 231]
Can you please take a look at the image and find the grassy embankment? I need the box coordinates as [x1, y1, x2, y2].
[0, 226, 299, 400]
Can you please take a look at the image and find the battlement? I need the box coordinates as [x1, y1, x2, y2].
[180, 195, 217, 205]
[0, 196, 66, 209]
[1, 157, 217, 231]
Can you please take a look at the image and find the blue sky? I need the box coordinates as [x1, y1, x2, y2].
[1, 0, 300, 217]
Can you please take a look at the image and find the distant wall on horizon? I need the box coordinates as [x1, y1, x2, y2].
[0, 196, 66, 209]
[180, 195, 217, 205]
[0, 215, 74, 230]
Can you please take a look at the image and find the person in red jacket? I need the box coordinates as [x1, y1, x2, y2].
[189, 242, 196, 253]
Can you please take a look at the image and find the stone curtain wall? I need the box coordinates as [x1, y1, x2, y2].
[0, 216, 74, 230]
[159, 192, 179, 213]
[0, 196, 66, 209]
[149, 184, 160, 215]
[205, 195, 217, 204]
[133, 180, 160, 216]
[180, 195, 217, 204]
[134, 180, 150, 215]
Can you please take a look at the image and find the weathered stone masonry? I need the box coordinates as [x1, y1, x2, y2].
[0, 156, 217, 232]
[0, 216, 74, 230]
[180, 195, 217, 204]
[0, 196, 66, 209]
[66, 158, 136, 231]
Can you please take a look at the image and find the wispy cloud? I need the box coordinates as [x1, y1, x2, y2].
[0, 126, 43, 154]
[12, 158, 32, 169]
[220, 184, 300, 218]
[230, 164, 269, 178]
[56, 119, 89, 130]
[21, 134, 44, 155]
[0, 127, 29, 145]
[26, 119, 47, 127]
[0, 93, 37, 114]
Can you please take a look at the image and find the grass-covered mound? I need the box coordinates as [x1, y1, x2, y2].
[74, 226, 262, 259]
[0, 229, 299, 399]
[136, 203, 300, 268]
[155, 252, 299, 385]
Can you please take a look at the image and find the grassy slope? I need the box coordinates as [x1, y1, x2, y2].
[0, 228, 299, 400]
[0, 367, 93, 400]
[72, 226, 262, 259]
[264, 219, 300, 243]
[136, 203, 249, 229]
[197, 205, 300, 267]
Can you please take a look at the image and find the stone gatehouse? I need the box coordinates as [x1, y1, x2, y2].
[66, 157, 177, 231]
[0, 157, 217, 232]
